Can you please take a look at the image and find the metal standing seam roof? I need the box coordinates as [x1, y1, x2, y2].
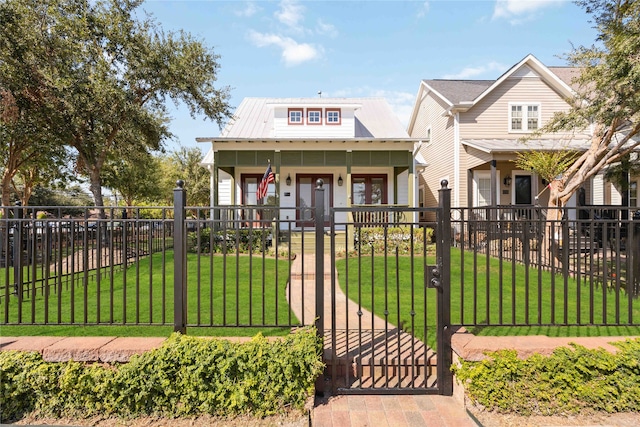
[214, 97, 410, 140]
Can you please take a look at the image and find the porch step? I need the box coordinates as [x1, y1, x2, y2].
[279, 231, 347, 255]
[322, 329, 437, 390]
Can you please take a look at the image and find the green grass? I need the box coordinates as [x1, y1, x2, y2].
[336, 248, 640, 348]
[1, 251, 296, 337]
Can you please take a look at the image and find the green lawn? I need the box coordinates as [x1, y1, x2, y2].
[336, 248, 640, 348]
[1, 251, 296, 337]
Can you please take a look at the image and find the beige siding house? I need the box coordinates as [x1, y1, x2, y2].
[198, 97, 425, 230]
[408, 54, 600, 215]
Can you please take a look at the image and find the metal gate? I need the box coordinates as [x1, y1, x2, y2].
[316, 181, 453, 395]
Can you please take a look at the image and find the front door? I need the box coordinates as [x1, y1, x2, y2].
[514, 174, 532, 218]
[296, 174, 332, 227]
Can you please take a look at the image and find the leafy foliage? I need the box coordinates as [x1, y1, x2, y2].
[349, 226, 434, 256]
[0, 0, 231, 208]
[187, 227, 274, 254]
[454, 338, 640, 415]
[0, 329, 323, 422]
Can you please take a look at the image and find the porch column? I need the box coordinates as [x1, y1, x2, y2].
[490, 160, 497, 220]
[274, 150, 281, 209]
[346, 151, 352, 207]
[467, 169, 473, 208]
[213, 151, 219, 220]
[408, 151, 415, 208]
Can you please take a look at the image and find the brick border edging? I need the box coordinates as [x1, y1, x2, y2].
[451, 329, 638, 362]
[0, 335, 288, 363]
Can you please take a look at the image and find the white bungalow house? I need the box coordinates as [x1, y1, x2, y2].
[198, 97, 426, 231]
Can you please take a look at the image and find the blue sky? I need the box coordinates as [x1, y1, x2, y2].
[140, 0, 598, 153]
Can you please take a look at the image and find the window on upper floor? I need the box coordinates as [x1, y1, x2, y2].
[307, 108, 322, 125]
[631, 181, 638, 207]
[326, 108, 341, 125]
[509, 103, 540, 132]
[288, 108, 303, 125]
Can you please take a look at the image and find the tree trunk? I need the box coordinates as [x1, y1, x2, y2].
[543, 180, 565, 266]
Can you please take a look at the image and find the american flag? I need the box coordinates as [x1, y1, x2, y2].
[256, 163, 275, 203]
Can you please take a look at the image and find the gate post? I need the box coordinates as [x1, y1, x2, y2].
[437, 180, 453, 395]
[314, 179, 325, 339]
[173, 180, 187, 334]
[12, 202, 23, 302]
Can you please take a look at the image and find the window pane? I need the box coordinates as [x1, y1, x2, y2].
[631, 182, 638, 207]
[478, 177, 491, 206]
[353, 179, 366, 204]
[527, 105, 538, 130]
[511, 105, 522, 130]
[371, 178, 384, 205]
[244, 178, 258, 205]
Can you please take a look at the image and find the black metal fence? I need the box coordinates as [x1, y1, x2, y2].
[2, 191, 639, 333]
[451, 205, 640, 328]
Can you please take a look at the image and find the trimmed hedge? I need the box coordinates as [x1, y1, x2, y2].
[454, 338, 640, 416]
[0, 328, 324, 422]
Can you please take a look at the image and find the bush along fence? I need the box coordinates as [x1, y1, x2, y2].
[0, 327, 324, 423]
[1, 181, 640, 333]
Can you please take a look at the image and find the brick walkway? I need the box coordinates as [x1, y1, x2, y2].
[286, 252, 477, 426]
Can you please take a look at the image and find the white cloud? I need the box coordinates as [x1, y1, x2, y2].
[235, 2, 260, 18]
[417, 1, 430, 19]
[275, 0, 305, 31]
[248, 30, 322, 66]
[330, 87, 415, 128]
[442, 61, 507, 79]
[316, 19, 338, 38]
[493, 0, 564, 22]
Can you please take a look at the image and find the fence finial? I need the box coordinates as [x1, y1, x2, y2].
[440, 179, 448, 189]
[316, 178, 324, 189]
[176, 180, 185, 189]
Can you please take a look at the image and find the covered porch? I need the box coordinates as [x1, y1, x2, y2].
[199, 139, 424, 231]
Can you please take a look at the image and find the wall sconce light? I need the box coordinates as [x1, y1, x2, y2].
[338, 175, 343, 186]
[286, 174, 291, 186]
[503, 176, 512, 187]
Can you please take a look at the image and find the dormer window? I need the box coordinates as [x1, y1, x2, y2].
[326, 108, 341, 125]
[288, 108, 303, 125]
[307, 108, 322, 125]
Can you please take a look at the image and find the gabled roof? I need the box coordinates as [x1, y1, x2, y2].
[408, 54, 579, 134]
[197, 97, 410, 141]
[420, 80, 493, 106]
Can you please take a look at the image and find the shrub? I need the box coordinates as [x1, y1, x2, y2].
[0, 328, 323, 422]
[454, 338, 640, 416]
[351, 226, 434, 255]
[187, 227, 273, 254]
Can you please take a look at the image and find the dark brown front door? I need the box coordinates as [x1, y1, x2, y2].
[296, 174, 332, 227]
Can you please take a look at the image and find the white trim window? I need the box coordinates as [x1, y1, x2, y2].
[631, 181, 638, 207]
[472, 171, 500, 207]
[326, 108, 341, 125]
[509, 103, 540, 132]
[288, 108, 303, 125]
[307, 108, 322, 125]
